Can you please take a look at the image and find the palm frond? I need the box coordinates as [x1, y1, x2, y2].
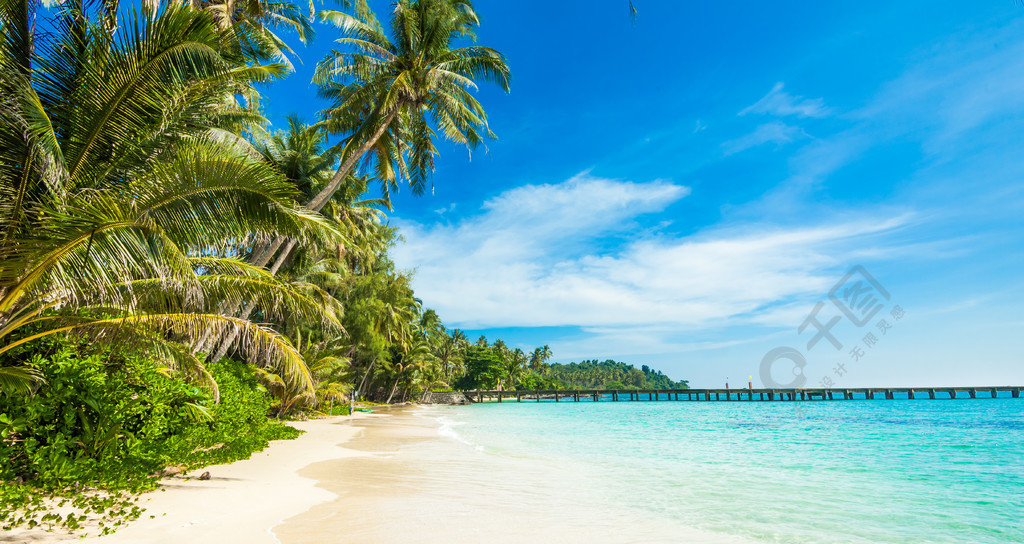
[0, 366, 44, 395]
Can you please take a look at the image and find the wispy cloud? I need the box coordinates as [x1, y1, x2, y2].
[744, 19, 1024, 219]
[433, 203, 457, 215]
[740, 82, 830, 118]
[393, 175, 912, 331]
[721, 121, 807, 155]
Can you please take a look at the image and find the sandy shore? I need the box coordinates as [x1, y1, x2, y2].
[3, 412, 379, 544]
[275, 406, 749, 544]
[8, 405, 748, 544]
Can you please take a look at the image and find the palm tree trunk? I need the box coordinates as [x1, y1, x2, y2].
[192, 237, 285, 355]
[249, 109, 400, 278]
[267, 238, 299, 275]
[305, 109, 398, 213]
[357, 355, 377, 394]
[385, 372, 402, 404]
[201, 111, 397, 361]
[207, 237, 300, 363]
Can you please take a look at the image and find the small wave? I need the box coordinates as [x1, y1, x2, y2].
[434, 415, 484, 451]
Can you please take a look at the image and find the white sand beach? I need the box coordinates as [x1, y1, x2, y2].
[4, 412, 377, 544]
[8, 406, 747, 544]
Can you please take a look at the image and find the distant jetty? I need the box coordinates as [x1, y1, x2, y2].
[460, 386, 1023, 403]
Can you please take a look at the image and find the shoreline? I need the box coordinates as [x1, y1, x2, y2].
[10, 404, 748, 544]
[3, 411, 382, 544]
[274, 405, 749, 544]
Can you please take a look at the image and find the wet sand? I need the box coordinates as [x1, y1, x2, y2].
[10, 406, 748, 544]
[274, 405, 748, 544]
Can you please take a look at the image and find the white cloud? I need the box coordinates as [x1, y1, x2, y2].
[433, 203, 457, 215]
[721, 121, 807, 155]
[392, 174, 911, 331]
[740, 82, 830, 118]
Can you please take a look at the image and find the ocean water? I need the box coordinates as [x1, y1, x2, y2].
[426, 398, 1024, 544]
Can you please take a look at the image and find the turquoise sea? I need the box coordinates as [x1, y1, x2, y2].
[425, 398, 1024, 543]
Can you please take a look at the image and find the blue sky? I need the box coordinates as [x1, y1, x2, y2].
[264, 1, 1024, 388]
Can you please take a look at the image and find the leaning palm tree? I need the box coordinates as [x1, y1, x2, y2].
[385, 335, 434, 403]
[255, 116, 343, 200]
[201, 120, 393, 362]
[0, 1, 339, 397]
[248, 0, 510, 271]
[312, 0, 510, 206]
[316, 0, 511, 198]
[503, 348, 527, 390]
[166, 0, 316, 68]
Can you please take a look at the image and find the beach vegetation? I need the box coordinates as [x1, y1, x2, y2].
[0, 0, 686, 534]
[0, 336, 298, 533]
[544, 360, 690, 390]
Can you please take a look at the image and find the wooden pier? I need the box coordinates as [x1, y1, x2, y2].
[459, 386, 1024, 403]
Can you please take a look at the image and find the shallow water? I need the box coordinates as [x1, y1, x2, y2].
[439, 398, 1024, 543]
[277, 399, 1023, 544]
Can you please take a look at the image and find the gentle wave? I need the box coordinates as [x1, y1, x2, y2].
[434, 398, 1024, 544]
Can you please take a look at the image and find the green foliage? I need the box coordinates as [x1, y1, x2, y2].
[314, 0, 511, 202]
[542, 360, 689, 390]
[452, 346, 505, 390]
[516, 373, 563, 391]
[0, 0, 330, 404]
[0, 339, 298, 534]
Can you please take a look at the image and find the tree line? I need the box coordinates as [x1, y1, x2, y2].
[0, 0, 510, 531]
[449, 339, 689, 392]
[0, 0, 687, 532]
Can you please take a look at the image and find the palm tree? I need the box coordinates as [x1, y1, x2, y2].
[491, 339, 510, 362]
[385, 336, 434, 403]
[529, 345, 553, 374]
[198, 115, 401, 358]
[503, 348, 527, 389]
[312, 0, 509, 206]
[166, 0, 316, 68]
[201, 115, 404, 362]
[434, 331, 466, 386]
[255, 116, 343, 200]
[249, 0, 511, 270]
[450, 329, 469, 346]
[0, 1, 336, 398]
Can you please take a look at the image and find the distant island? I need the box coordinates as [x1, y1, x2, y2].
[450, 342, 690, 392]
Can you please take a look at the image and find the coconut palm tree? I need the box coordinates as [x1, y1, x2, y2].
[0, 1, 338, 398]
[199, 115, 402, 359]
[201, 114, 404, 362]
[248, 0, 511, 271]
[155, 0, 317, 68]
[311, 0, 509, 206]
[434, 331, 464, 386]
[385, 335, 434, 403]
[503, 348, 527, 389]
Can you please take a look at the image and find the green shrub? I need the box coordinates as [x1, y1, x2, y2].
[0, 338, 300, 534]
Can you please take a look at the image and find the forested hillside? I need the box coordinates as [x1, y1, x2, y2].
[546, 360, 689, 390]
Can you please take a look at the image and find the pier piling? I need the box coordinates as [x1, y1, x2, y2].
[460, 386, 1024, 404]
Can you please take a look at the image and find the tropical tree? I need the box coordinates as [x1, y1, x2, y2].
[0, 1, 337, 398]
[384, 336, 434, 403]
[189, 0, 316, 67]
[529, 345, 552, 374]
[502, 348, 527, 389]
[249, 0, 511, 270]
[434, 331, 465, 385]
